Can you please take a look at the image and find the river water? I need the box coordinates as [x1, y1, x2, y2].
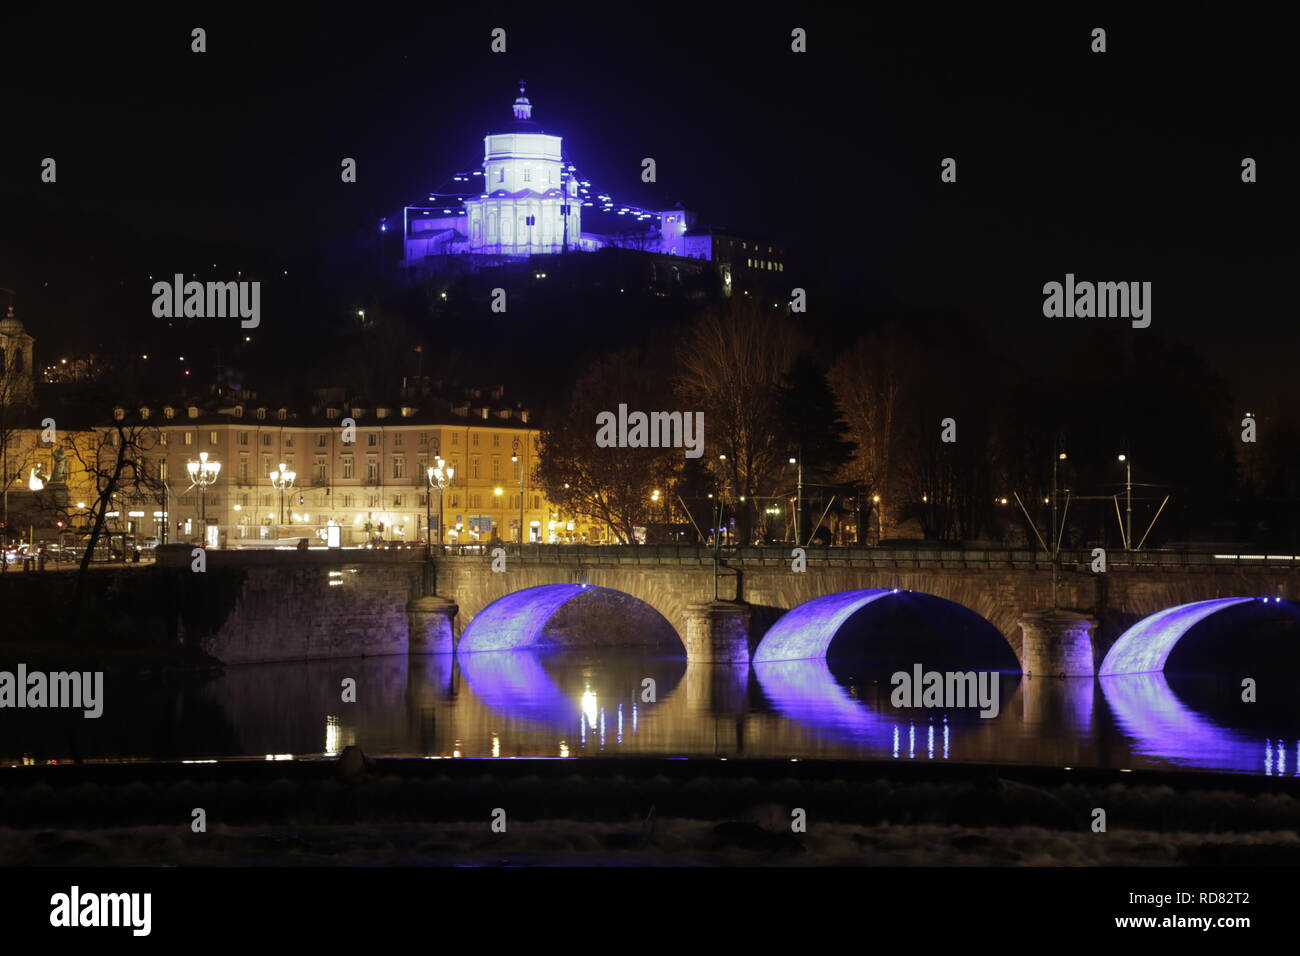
[2, 649, 1295, 775]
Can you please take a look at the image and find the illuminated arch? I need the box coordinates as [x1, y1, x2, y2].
[752, 589, 894, 662]
[457, 583, 683, 654]
[1098, 597, 1255, 676]
[751, 588, 1011, 665]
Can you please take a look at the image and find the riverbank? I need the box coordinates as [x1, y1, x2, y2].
[3, 755, 1297, 866]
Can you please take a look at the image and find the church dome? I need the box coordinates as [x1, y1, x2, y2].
[0, 305, 25, 336]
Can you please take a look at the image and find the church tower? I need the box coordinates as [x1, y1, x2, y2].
[464, 83, 582, 255]
[0, 303, 35, 407]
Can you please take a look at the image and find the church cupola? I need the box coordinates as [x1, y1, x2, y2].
[0, 303, 35, 406]
[512, 82, 533, 121]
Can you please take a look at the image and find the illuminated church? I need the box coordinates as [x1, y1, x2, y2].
[396, 84, 788, 295]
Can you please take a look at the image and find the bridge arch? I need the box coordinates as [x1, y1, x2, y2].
[1098, 597, 1258, 675]
[751, 588, 1018, 669]
[457, 583, 684, 654]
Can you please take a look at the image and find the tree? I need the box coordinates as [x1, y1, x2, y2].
[675, 299, 803, 544]
[536, 348, 681, 543]
[777, 353, 854, 543]
[829, 327, 915, 541]
[37, 411, 165, 600]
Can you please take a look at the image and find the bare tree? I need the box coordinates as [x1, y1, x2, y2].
[537, 348, 681, 543]
[828, 328, 915, 541]
[36, 413, 164, 598]
[675, 299, 802, 542]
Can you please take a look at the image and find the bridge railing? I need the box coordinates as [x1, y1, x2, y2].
[431, 544, 1300, 569]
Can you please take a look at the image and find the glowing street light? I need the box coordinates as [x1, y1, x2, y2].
[269, 462, 296, 526]
[512, 436, 525, 544]
[185, 451, 221, 533]
[426, 457, 454, 548]
[1118, 453, 1132, 550]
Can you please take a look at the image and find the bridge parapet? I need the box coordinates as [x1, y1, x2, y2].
[433, 544, 1300, 571]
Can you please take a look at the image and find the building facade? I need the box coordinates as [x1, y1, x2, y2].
[104, 394, 580, 549]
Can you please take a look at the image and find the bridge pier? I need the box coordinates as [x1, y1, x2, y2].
[1018, 609, 1096, 677]
[683, 600, 752, 663]
[407, 596, 459, 654]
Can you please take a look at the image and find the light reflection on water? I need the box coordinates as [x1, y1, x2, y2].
[1, 649, 1295, 776]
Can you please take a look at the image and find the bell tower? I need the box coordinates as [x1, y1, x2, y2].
[0, 302, 35, 407]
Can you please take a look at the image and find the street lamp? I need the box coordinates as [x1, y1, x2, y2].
[789, 456, 802, 545]
[1052, 441, 1067, 554]
[1118, 453, 1132, 550]
[186, 452, 221, 541]
[512, 437, 525, 545]
[269, 462, 295, 528]
[426, 457, 453, 549]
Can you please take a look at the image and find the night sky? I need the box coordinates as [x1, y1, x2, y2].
[2, 3, 1297, 400]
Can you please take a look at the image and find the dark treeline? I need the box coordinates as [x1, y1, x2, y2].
[536, 300, 1297, 549]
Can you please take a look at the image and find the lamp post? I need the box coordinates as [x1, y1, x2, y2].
[789, 456, 802, 545]
[493, 485, 504, 542]
[426, 457, 453, 550]
[269, 462, 296, 530]
[1118, 453, 1133, 550]
[1052, 442, 1067, 552]
[512, 437, 525, 545]
[185, 452, 221, 543]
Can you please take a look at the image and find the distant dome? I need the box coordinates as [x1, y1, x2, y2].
[0, 306, 24, 336]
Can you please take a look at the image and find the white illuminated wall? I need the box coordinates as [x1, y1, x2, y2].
[465, 131, 582, 255]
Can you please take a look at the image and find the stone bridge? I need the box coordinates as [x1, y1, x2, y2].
[157, 544, 1300, 676]
[432, 545, 1300, 676]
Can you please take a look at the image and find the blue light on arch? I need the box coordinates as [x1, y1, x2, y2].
[459, 583, 586, 653]
[751, 589, 894, 663]
[1098, 597, 1254, 676]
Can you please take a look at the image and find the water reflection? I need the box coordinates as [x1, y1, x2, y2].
[0, 648, 1294, 776]
[1100, 672, 1294, 775]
